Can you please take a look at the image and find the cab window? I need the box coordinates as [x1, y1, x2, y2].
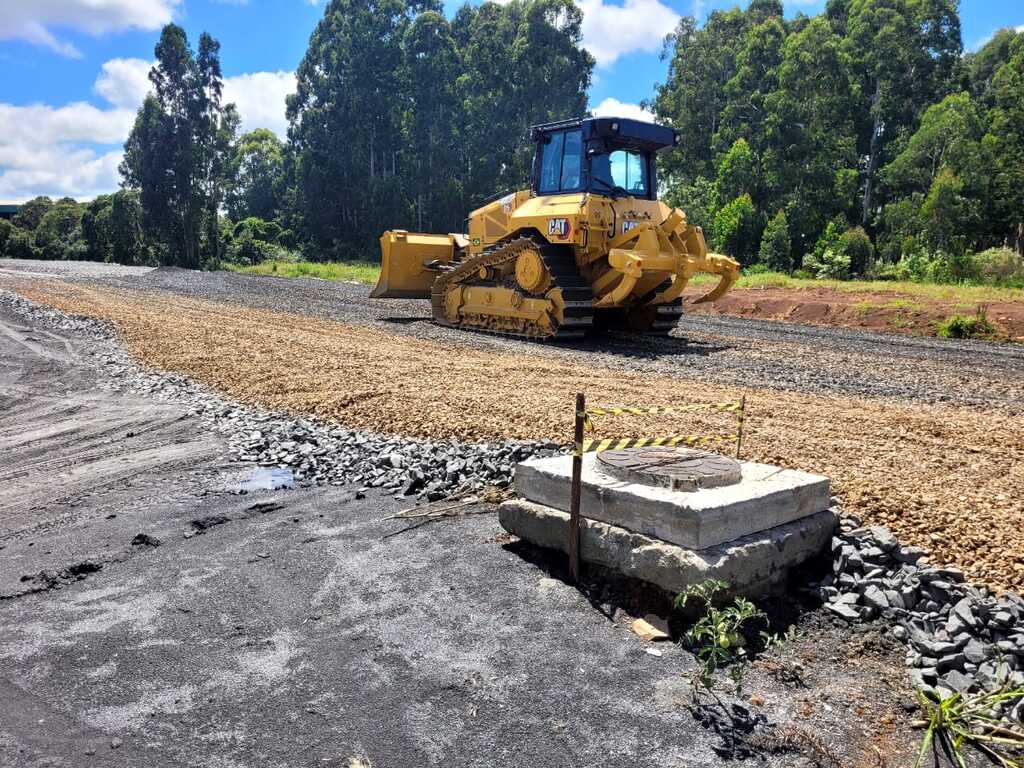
[591, 149, 649, 197]
[560, 130, 582, 190]
[538, 129, 583, 194]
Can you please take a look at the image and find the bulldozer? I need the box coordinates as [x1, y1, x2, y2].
[370, 116, 740, 340]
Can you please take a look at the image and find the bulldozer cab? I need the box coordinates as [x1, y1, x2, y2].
[530, 117, 678, 200]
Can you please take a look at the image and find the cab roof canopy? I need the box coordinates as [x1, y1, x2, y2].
[531, 116, 678, 154]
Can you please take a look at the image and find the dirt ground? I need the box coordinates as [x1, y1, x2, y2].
[10, 278, 1024, 595]
[685, 283, 1024, 342]
[0, 301, 922, 767]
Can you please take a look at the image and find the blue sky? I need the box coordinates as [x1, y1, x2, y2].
[0, 0, 1021, 202]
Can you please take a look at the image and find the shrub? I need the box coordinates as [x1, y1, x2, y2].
[808, 221, 871, 279]
[232, 217, 285, 245]
[227, 229, 300, 265]
[758, 210, 792, 273]
[802, 248, 851, 280]
[811, 219, 845, 261]
[276, 228, 297, 249]
[4, 227, 38, 259]
[936, 308, 995, 339]
[972, 247, 1024, 283]
[837, 226, 873, 275]
[874, 247, 984, 285]
[0, 219, 11, 253]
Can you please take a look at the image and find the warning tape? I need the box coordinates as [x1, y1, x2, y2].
[573, 433, 737, 457]
[584, 401, 742, 417]
[580, 400, 742, 433]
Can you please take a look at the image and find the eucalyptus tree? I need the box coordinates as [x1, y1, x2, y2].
[121, 24, 238, 268]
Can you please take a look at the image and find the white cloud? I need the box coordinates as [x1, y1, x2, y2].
[591, 97, 654, 123]
[0, 145, 124, 202]
[0, 99, 135, 201]
[88, 59, 296, 137]
[0, 0, 180, 58]
[0, 103, 135, 150]
[0, 60, 296, 202]
[223, 71, 297, 137]
[578, 0, 679, 67]
[94, 58, 154, 109]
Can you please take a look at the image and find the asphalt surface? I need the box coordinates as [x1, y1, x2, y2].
[0, 292, 922, 767]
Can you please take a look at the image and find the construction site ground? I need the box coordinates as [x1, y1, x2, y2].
[2, 258, 1022, 591]
[683, 283, 1024, 342]
[1, 257, 1022, 765]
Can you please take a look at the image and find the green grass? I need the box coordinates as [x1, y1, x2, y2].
[223, 260, 381, 285]
[689, 271, 1024, 303]
[913, 686, 1024, 768]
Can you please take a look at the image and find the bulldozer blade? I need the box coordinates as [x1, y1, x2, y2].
[370, 230, 462, 299]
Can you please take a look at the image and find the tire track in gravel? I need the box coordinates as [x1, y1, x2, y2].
[12, 280, 1024, 593]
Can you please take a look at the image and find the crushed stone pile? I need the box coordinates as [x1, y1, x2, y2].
[823, 516, 1024, 720]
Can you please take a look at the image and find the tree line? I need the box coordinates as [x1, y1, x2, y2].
[1, 0, 1022, 286]
[1, 0, 592, 267]
[653, 0, 1024, 283]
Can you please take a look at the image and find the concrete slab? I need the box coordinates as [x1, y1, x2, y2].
[499, 499, 837, 598]
[514, 453, 830, 550]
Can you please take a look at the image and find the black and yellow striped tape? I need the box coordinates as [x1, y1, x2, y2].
[585, 402, 742, 418]
[572, 433, 737, 457]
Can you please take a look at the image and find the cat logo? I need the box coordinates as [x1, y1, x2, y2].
[621, 220, 639, 235]
[548, 218, 571, 239]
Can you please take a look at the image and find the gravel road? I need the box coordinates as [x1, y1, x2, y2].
[0, 296, 920, 767]
[101, 264, 1024, 412]
[5, 257, 1022, 412]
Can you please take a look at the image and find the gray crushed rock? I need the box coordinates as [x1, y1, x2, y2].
[0, 290, 560, 499]
[822, 514, 1024, 720]
[0, 257, 154, 279]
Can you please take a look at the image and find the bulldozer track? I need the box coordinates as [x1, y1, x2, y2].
[430, 236, 594, 341]
[649, 299, 684, 336]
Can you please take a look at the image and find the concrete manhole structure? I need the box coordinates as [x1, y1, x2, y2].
[499, 446, 836, 598]
[596, 447, 742, 491]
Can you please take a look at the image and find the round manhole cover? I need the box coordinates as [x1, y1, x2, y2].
[595, 446, 742, 491]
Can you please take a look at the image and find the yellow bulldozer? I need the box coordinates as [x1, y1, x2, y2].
[370, 116, 740, 340]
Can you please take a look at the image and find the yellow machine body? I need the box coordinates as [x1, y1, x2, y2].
[370, 231, 465, 299]
[370, 118, 740, 339]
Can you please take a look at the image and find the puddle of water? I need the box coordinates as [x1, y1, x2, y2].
[236, 467, 295, 493]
